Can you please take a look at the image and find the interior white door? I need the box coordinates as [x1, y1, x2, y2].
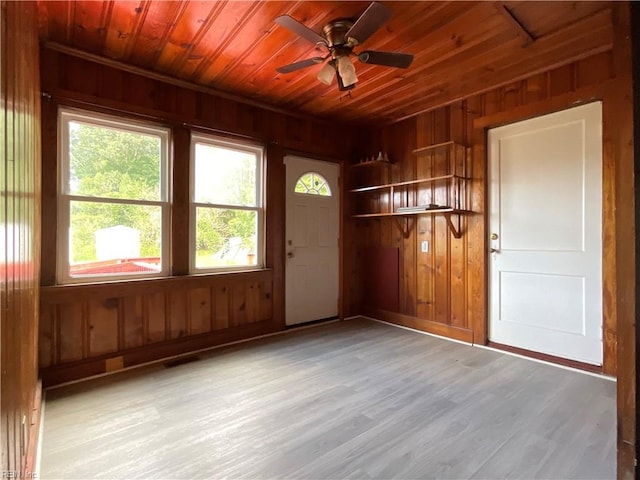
[285, 156, 340, 326]
[488, 102, 603, 365]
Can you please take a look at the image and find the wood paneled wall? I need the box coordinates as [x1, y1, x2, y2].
[346, 38, 632, 376]
[39, 272, 274, 385]
[345, 104, 476, 344]
[346, 7, 635, 473]
[631, 6, 640, 479]
[39, 48, 354, 386]
[0, 1, 42, 476]
[612, 3, 636, 477]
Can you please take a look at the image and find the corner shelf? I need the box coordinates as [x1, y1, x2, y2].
[350, 160, 392, 168]
[352, 207, 469, 218]
[353, 208, 470, 239]
[349, 174, 468, 193]
[412, 140, 460, 155]
[350, 140, 470, 238]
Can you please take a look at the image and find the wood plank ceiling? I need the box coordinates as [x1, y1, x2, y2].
[37, 1, 613, 123]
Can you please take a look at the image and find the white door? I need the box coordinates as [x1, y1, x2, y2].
[488, 102, 602, 365]
[285, 156, 340, 326]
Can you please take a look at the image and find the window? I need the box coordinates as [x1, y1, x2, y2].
[191, 135, 264, 271]
[294, 172, 332, 196]
[58, 109, 170, 283]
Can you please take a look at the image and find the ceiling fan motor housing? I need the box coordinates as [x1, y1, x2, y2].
[323, 19, 356, 48]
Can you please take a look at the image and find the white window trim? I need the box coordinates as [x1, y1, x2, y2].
[189, 133, 265, 273]
[57, 107, 172, 284]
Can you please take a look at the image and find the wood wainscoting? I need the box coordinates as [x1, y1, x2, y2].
[0, 1, 42, 476]
[39, 271, 275, 386]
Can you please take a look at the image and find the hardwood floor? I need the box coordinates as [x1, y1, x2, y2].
[40, 318, 615, 479]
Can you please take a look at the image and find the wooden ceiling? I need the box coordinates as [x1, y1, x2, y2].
[37, 1, 613, 124]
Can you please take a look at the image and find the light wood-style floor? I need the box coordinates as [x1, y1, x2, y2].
[41, 318, 616, 480]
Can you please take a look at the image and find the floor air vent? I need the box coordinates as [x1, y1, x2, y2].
[164, 355, 200, 368]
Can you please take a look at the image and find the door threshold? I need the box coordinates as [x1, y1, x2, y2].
[487, 341, 604, 375]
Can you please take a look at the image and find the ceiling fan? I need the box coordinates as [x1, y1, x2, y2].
[274, 2, 413, 91]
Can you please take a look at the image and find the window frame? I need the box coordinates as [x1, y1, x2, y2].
[57, 107, 172, 284]
[189, 133, 265, 273]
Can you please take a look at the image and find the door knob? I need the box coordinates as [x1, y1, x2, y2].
[490, 233, 499, 240]
[490, 248, 500, 253]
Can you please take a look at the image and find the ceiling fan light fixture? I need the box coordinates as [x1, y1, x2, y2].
[336, 70, 356, 92]
[336, 55, 358, 87]
[274, 2, 414, 92]
[317, 62, 336, 85]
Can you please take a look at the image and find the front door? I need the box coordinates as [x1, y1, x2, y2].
[285, 156, 340, 326]
[488, 102, 603, 365]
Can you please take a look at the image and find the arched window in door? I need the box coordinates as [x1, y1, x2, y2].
[294, 172, 332, 196]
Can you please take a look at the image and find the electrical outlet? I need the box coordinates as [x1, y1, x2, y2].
[421, 240, 429, 253]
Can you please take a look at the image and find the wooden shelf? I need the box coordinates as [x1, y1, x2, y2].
[412, 140, 465, 155]
[353, 209, 470, 239]
[352, 208, 469, 218]
[350, 160, 392, 168]
[350, 139, 469, 238]
[349, 174, 467, 193]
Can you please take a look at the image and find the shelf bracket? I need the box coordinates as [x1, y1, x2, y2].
[444, 213, 463, 239]
[393, 217, 415, 239]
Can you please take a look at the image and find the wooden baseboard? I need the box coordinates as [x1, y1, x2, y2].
[487, 341, 604, 374]
[364, 308, 474, 343]
[24, 380, 42, 477]
[40, 320, 279, 387]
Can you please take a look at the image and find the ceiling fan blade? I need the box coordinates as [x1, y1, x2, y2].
[274, 15, 327, 46]
[276, 57, 325, 74]
[345, 2, 391, 45]
[357, 50, 414, 68]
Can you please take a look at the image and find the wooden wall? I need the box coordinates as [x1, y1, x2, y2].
[346, 16, 633, 377]
[614, 3, 636, 477]
[345, 103, 478, 344]
[631, 6, 640, 480]
[346, 7, 636, 473]
[39, 272, 274, 385]
[38, 48, 355, 386]
[0, 1, 42, 476]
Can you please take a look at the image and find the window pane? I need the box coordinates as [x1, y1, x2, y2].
[294, 172, 332, 196]
[69, 201, 162, 277]
[194, 143, 257, 206]
[195, 207, 258, 269]
[69, 121, 162, 201]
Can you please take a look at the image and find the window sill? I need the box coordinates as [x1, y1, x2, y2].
[41, 268, 274, 293]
